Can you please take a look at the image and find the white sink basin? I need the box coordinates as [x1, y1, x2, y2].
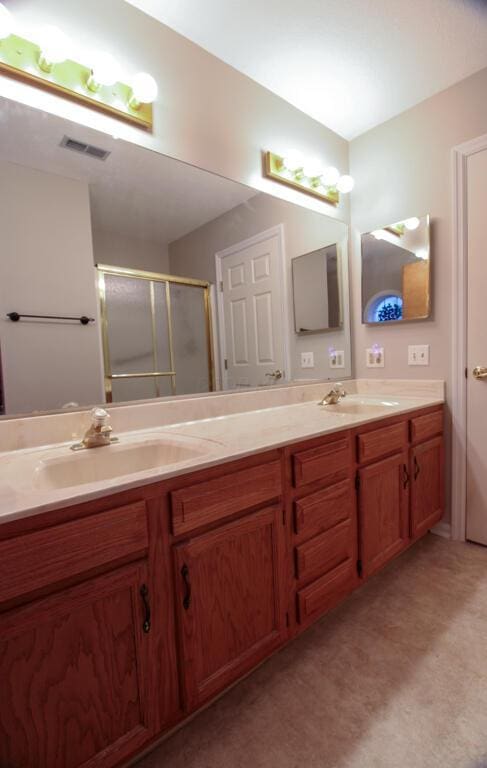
[321, 397, 400, 415]
[32, 435, 219, 490]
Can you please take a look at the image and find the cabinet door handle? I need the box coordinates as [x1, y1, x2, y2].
[140, 584, 151, 633]
[402, 464, 410, 489]
[181, 563, 192, 610]
[414, 456, 420, 480]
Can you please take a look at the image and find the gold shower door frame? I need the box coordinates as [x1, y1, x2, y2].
[97, 264, 215, 403]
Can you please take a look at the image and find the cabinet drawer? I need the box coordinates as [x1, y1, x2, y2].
[357, 421, 407, 464]
[292, 436, 350, 488]
[295, 518, 354, 584]
[171, 461, 281, 535]
[411, 410, 443, 443]
[0, 502, 148, 604]
[297, 559, 356, 624]
[294, 479, 353, 537]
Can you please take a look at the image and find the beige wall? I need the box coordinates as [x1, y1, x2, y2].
[0, 162, 104, 414]
[349, 67, 487, 382]
[349, 66, 487, 524]
[3, 0, 349, 223]
[92, 230, 170, 274]
[169, 193, 350, 381]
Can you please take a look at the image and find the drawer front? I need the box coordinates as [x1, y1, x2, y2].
[0, 502, 148, 604]
[295, 518, 354, 584]
[411, 410, 443, 443]
[171, 461, 281, 535]
[357, 421, 407, 464]
[297, 559, 356, 624]
[294, 479, 353, 537]
[292, 436, 350, 489]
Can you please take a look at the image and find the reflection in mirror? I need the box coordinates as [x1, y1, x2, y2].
[361, 215, 430, 324]
[0, 95, 351, 418]
[292, 243, 343, 334]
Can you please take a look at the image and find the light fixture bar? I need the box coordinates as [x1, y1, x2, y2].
[264, 151, 339, 206]
[0, 33, 155, 131]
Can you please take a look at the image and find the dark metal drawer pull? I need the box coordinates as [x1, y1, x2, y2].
[181, 563, 191, 610]
[140, 584, 151, 633]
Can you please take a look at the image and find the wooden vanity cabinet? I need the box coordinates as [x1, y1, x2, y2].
[0, 405, 445, 768]
[286, 432, 359, 631]
[173, 505, 287, 711]
[357, 451, 410, 579]
[410, 411, 444, 539]
[168, 452, 286, 712]
[0, 495, 180, 768]
[0, 561, 154, 768]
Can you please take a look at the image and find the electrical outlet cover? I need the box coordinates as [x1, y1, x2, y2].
[408, 345, 430, 365]
[366, 347, 385, 368]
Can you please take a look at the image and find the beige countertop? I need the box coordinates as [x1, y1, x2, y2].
[0, 385, 444, 526]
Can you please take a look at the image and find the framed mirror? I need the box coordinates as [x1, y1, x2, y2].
[292, 243, 343, 334]
[361, 215, 430, 324]
[0, 94, 351, 418]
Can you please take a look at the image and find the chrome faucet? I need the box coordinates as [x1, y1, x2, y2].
[71, 407, 118, 451]
[318, 382, 347, 406]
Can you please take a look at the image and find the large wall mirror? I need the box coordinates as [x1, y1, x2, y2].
[361, 215, 431, 324]
[0, 95, 351, 418]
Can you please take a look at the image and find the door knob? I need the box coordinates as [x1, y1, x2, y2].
[265, 369, 283, 381]
[473, 366, 487, 379]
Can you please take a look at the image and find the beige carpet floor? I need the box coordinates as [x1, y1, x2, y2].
[136, 535, 487, 768]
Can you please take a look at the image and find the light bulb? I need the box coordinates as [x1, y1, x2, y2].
[404, 216, 420, 230]
[416, 248, 429, 260]
[372, 229, 386, 240]
[128, 72, 158, 108]
[282, 149, 303, 173]
[320, 166, 340, 187]
[0, 3, 13, 39]
[302, 158, 323, 179]
[37, 25, 70, 71]
[87, 52, 120, 91]
[336, 174, 355, 194]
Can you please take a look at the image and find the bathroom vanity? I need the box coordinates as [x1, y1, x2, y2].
[0, 388, 444, 768]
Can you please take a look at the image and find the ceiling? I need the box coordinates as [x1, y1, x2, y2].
[127, 0, 487, 139]
[0, 97, 255, 245]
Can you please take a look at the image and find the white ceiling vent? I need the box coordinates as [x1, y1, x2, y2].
[60, 135, 111, 161]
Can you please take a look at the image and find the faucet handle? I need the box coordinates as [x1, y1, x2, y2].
[90, 407, 110, 425]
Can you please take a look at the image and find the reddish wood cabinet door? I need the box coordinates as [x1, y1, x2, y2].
[358, 452, 410, 578]
[174, 506, 287, 711]
[0, 562, 155, 768]
[411, 436, 444, 539]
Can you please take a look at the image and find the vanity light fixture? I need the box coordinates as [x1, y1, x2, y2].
[264, 149, 354, 206]
[87, 52, 120, 92]
[0, 8, 157, 130]
[128, 72, 158, 109]
[37, 24, 70, 73]
[404, 217, 420, 231]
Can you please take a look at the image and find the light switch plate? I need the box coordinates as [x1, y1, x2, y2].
[408, 344, 430, 365]
[330, 350, 345, 368]
[366, 347, 385, 368]
[301, 351, 314, 368]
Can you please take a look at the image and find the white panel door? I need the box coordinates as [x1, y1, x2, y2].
[466, 148, 487, 544]
[217, 228, 286, 388]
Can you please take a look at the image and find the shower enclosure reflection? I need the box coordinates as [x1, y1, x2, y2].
[99, 266, 213, 402]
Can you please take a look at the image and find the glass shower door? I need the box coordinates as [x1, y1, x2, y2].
[98, 266, 213, 402]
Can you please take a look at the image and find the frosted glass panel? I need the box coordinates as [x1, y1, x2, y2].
[170, 284, 210, 394]
[152, 281, 172, 371]
[111, 376, 173, 402]
[105, 275, 153, 373]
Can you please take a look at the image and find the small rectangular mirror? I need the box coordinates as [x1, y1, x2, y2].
[361, 214, 430, 324]
[292, 243, 342, 334]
